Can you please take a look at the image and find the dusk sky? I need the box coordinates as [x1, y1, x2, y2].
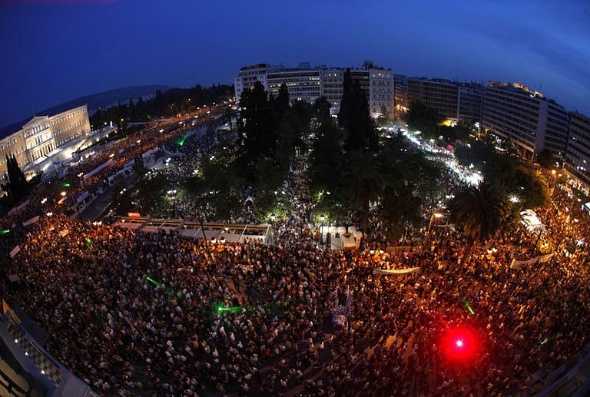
[1, 0, 589, 127]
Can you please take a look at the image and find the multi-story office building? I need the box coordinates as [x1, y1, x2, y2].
[235, 63, 395, 117]
[319, 68, 345, 113]
[319, 66, 391, 116]
[544, 101, 570, 157]
[458, 83, 484, 123]
[482, 82, 570, 160]
[0, 106, 91, 176]
[234, 63, 270, 101]
[267, 68, 321, 103]
[407, 78, 460, 121]
[368, 68, 394, 117]
[393, 74, 409, 120]
[566, 112, 590, 186]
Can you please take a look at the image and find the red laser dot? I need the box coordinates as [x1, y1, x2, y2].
[440, 326, 483, 365]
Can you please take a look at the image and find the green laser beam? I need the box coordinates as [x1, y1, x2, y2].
[146, 276, 161, 288]
[0, 229, 10, 236]
[63, 182, 71, 188]
[215, 304, 244, 315]
[176, 136, 187, 147]
[463, 299, 475, 316]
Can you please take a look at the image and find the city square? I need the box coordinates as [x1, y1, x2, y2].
[1, 1, 590, 396]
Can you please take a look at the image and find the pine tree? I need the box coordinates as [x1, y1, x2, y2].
[237, 82, 277, 180]
[338, 69, 377, 152]
[338, 69, 354, 131]
[3, 155, 28, 202]
[275, 83, 290, 119]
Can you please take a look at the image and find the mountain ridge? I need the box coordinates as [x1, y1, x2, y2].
[0, 84, 170, 139]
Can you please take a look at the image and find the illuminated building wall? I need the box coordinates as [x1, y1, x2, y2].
[482, 82, 569, 159]
[393, 74, 409, 120]
[234, 63, 270, 101]
[368, 68, 394, 118]
[267, 68, 321, 104]
[235, 63, 395, 117]
[320, 69, 345, 114]
[0, 106, 91, 176]
[544, 102, 569, 157]
[458, 84, 484, 123]
[407, 78, 460, 120]
[566, 112, 590, 185]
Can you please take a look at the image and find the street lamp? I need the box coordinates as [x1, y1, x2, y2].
[428, 212, 444, 234]
[319, 215, 327, 244]
[509, 195, 520, 203]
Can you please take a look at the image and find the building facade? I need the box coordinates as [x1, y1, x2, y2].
[368, 68, 394, 117]
[393, 74, 409, 120]
[544, 101, 570, 157]
[234, 63, 270, 101]
[407, 78, 460, 121]
[0, 106, 91, 176]
[235, 63, 395, 117]
[267, 68, 322, 104]
[458, 83, 484, 123]
[319, 69, 345, 114]
[566, 112, 590, 186]
[482, 82, 570, 160]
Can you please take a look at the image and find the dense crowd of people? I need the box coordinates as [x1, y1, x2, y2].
[0, 105, 227, 264]
[3, 172, 590, 396]
[3, 112, 590, 395]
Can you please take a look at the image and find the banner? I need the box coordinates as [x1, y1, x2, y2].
[22, 216, 40, 227]
[7, 200, 29, 216]
[9, 245, 20, 258]
[373, 267, 421, 275]
[510, 253, 554, 269]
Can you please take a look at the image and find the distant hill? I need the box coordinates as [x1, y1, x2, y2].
[0, 85, 170, 139]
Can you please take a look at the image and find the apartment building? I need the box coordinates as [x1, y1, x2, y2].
[235, 63, 395, 117]
[566, 112, 590, 186]
[267, 68, 321, 103]
[458, 83, 484, 123]
[482, 82, 569, 160]
[407, 78, 460, 121]
[393, 74, 409, 120]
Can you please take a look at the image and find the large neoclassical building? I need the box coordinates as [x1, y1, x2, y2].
[0, 105, 91, 176]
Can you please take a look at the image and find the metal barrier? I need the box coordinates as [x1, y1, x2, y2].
[0, 300, 96, 397]
[114, 216, 272, 244]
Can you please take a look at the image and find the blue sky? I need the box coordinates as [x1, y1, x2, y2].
[1, 0, 589, 126]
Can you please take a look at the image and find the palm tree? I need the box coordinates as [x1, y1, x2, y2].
[448, 182, 509, 240]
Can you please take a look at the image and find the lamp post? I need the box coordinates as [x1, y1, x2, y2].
[319, 215, 326, 245]
[428, 212, 444, 235]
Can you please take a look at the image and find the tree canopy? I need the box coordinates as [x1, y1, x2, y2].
[90, 84, 233, 127]
[2, 155, 30, 205]
[338, 69, 378, 152]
